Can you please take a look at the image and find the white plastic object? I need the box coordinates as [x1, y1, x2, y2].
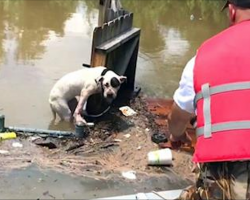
[122, 171, 137, 180]
[86, 122, 94, 127]
[147, 148, 173, 166]
[0, 150, 9, 154]
[12, 142, 23, 148]
[119, 106, 136, 116]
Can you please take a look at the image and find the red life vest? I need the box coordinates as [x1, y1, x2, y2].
[193, 20, 250, 163]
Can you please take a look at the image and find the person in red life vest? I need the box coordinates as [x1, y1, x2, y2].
[168, 0, 250, 199]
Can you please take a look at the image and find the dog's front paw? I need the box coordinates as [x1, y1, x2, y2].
[75, 114, 87, 125]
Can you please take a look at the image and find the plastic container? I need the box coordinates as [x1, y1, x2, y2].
[74, 124, 87, 138]
[0, 115, 5, 132]
[147, 148, 173, 166]
[0, 132, 17, 141]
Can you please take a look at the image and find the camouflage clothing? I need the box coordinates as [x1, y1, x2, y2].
[179, 161, 250, 200]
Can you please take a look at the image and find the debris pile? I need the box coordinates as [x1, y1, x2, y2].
[0, 95, 195, 183]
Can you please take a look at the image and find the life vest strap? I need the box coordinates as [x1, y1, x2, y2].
[202, 83, 212, 138]
[195, 81, 250, 106]
[196, 120, 250, 137]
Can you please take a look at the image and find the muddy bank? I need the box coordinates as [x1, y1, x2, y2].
[0, 165, 184, 199]
[0, 95, 194, 196]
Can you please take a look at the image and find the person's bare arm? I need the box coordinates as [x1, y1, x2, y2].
[168, 102, 194, 142]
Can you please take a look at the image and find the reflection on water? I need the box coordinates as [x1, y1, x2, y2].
[122, 0, 228, 97]
[0, 0, 228, 129]
[0, 1, 98, 64]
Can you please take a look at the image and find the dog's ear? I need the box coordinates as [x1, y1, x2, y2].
[119, 76, 127, 84]
[95, 76, 104, 85]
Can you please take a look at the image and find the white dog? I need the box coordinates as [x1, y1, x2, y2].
[49, 66, 126, 124]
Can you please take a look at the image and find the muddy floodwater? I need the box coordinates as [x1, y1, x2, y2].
[0, 0, 228, 199]
[0, 0, 228, 130]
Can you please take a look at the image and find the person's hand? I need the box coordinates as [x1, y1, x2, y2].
[170, 131, 192, 149]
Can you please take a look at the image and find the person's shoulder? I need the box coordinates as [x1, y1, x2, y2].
[183, 56, 196, 75]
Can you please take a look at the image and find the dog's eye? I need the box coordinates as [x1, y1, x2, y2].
[104, 83, 109, 87]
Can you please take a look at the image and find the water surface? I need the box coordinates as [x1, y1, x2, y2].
[0, 0, 228, 129]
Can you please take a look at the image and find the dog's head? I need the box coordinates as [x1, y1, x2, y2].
[95, 70, 127, 104]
